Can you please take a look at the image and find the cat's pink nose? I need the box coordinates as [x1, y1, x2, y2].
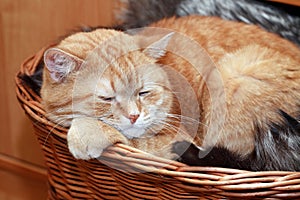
[129, 114, 139, 124]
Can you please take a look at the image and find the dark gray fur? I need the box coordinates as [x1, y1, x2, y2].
[177, 0, 300, 46]
[117, 0, 183, 29]
[119, 0, 300, 46]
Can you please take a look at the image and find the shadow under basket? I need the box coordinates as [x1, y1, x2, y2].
[16, 47, 300, 200]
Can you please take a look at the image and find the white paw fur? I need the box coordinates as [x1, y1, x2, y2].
[67, 118, 127, 160]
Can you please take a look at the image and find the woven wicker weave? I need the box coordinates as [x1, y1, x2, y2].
[16, 47, 300, 199]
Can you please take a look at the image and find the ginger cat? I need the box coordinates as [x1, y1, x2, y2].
[41, 16, 300, 171]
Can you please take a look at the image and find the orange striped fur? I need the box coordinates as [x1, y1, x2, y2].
[41, 16, 300, 160]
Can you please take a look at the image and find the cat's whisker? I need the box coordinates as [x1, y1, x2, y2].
[152, 119, 180, 133]
[42, 118, 70, 147]
[139, 127, 156, 138]
[45, 108, 88, 120]
[166, 113, 208, 127]
[153, 122, 188, 139]
[164, 112, 197, 123]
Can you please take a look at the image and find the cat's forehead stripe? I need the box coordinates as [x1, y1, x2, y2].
[104, 66, 126, 93]
[124, 55, 141, 85]
[111, 63, 126, 86]
[110, 76, 116, 92]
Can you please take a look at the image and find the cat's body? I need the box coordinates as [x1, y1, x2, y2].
[41, 16, 300, 171]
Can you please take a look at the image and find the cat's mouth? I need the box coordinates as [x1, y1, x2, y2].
[119, 121, 165, 139]
[121, 126, 146, 139]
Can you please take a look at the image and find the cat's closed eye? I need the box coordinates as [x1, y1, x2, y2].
[138, 91, 151, 97]
[98, 96, 115, 102]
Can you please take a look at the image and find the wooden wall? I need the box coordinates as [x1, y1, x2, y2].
[0, 0, 116, 199]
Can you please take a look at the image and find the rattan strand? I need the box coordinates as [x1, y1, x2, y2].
[15, 47, 300, 199]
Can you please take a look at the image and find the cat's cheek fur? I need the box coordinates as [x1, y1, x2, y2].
[67, 118, 128, 160]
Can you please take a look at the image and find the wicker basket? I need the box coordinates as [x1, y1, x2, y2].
[15, 46, 300, 200]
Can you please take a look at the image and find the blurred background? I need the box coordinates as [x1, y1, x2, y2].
[0, 0, 116, 199]
[0, 0, 299, 199]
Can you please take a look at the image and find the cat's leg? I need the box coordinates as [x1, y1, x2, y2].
[67, 118, 128, 160]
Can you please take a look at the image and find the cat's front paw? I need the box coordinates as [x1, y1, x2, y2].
[67, 124, 110, 160]
[67, 118, 127, 160]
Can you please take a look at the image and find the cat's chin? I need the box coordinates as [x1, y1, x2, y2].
[121, 127, 146, 139]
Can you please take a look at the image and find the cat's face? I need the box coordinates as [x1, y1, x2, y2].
[91, 53, 172, 138]
[42, 30, 174, 138]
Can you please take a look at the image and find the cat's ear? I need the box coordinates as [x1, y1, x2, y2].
[44, 48, 83, 82]
[143, 32, 174, 59]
